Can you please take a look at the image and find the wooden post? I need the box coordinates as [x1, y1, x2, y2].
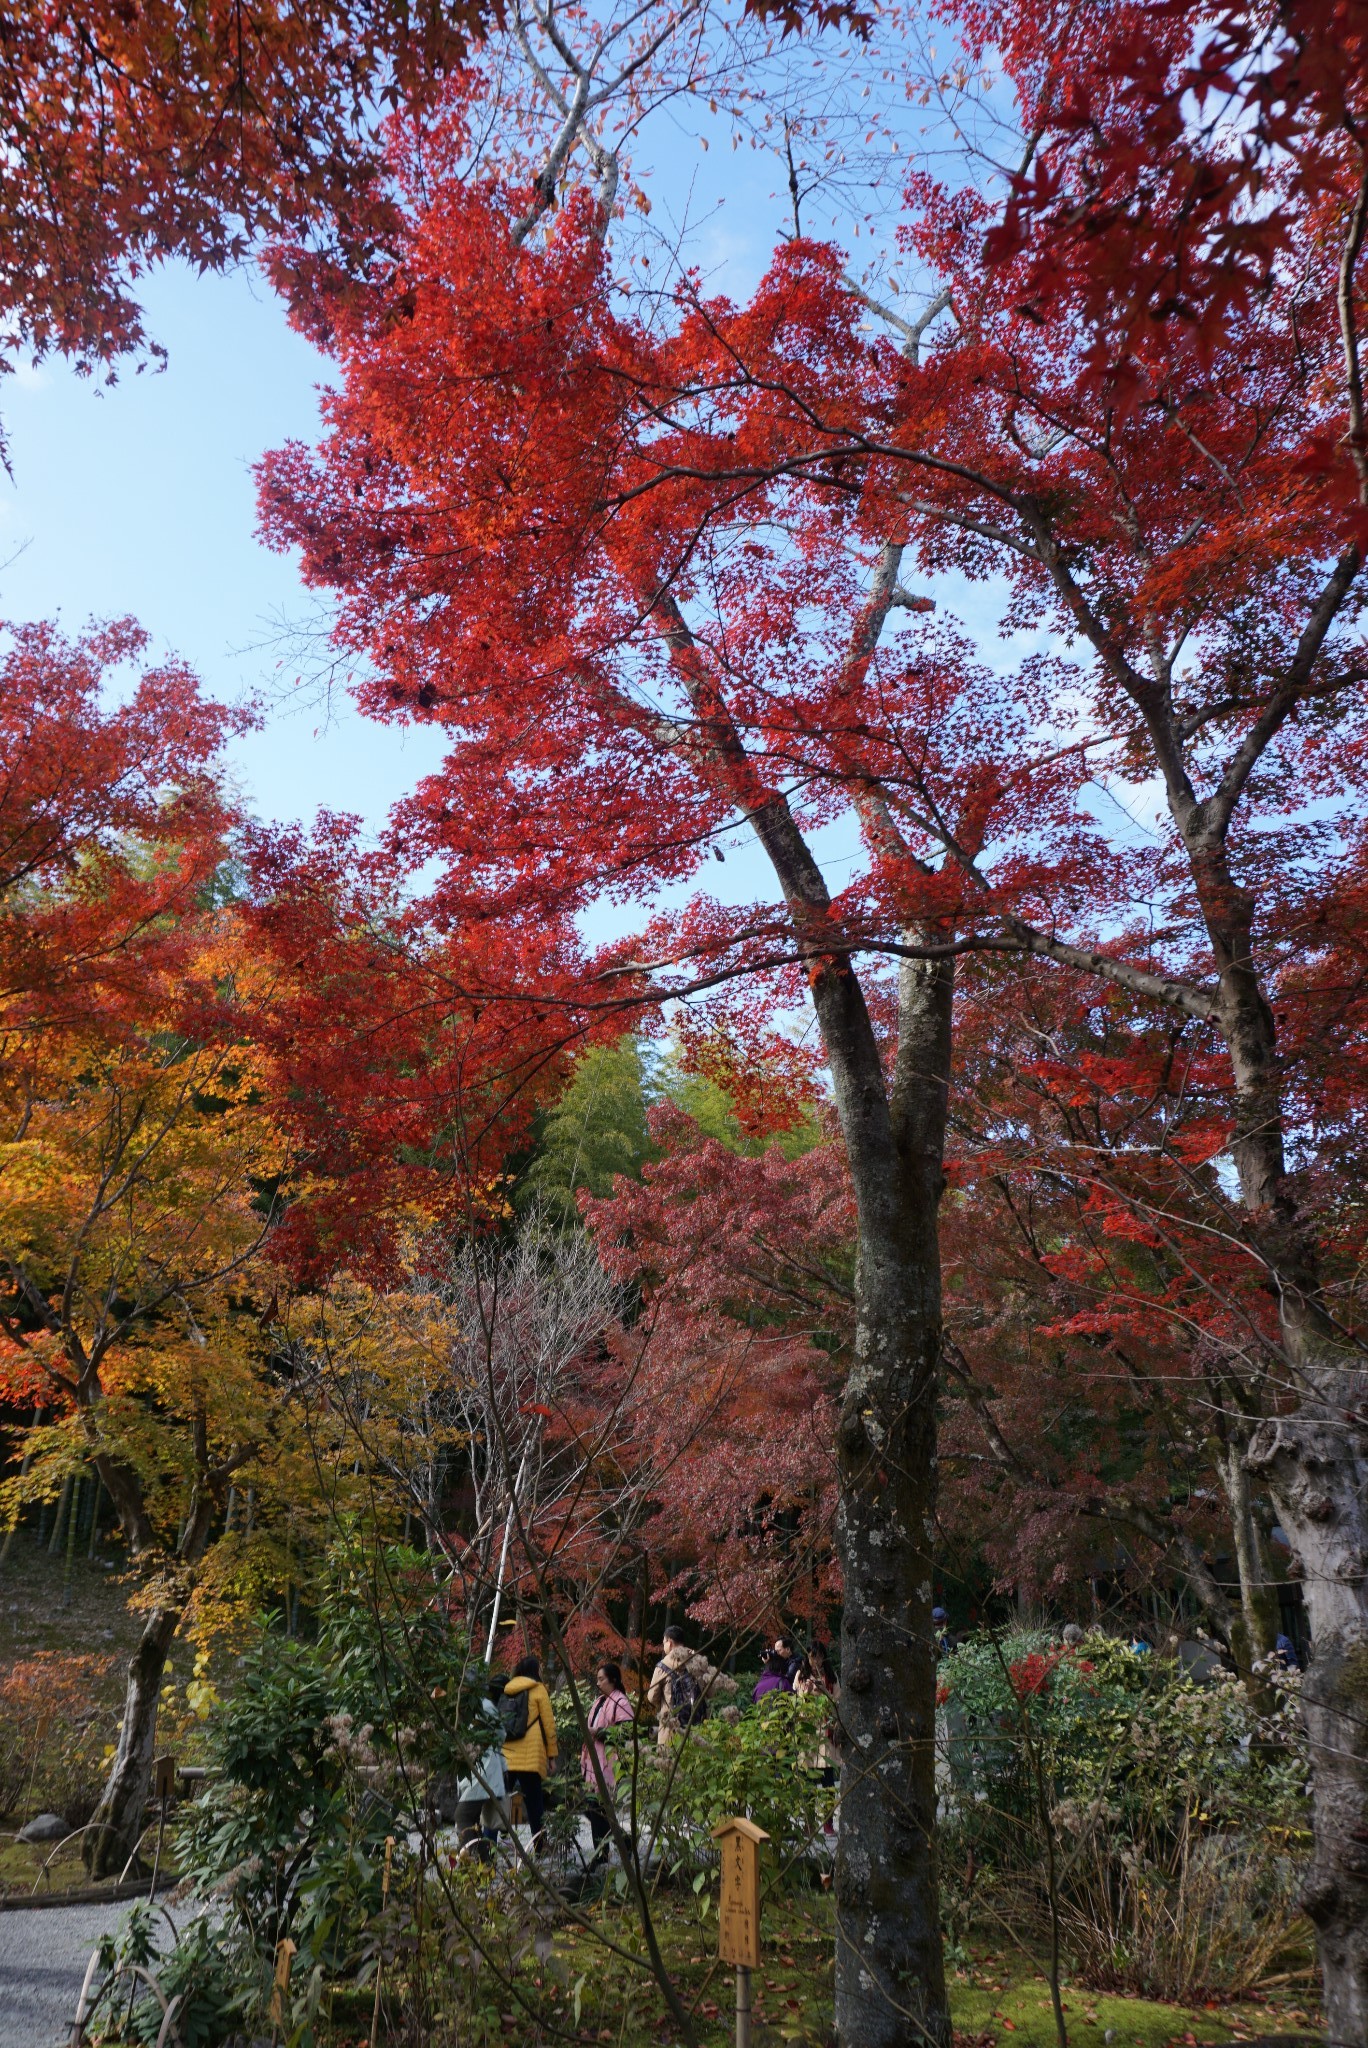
[712, 1817, 768, 2048]
[269, 1937, 297, 2038]
[147, 1753, 175, 1900]
[369, 1834, 395, 2048]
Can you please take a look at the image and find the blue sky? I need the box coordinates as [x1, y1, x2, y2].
[0, 263, 451, 841]
[0, 35, 1032, 937]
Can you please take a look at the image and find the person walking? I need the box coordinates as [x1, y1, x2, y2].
[451, 1688, 508, 1856]
[646, 1626, 738, 1742]
[581, 1659, 635, 1858]
[500, 1653, 558, 1849]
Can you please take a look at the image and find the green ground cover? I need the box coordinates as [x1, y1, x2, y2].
[313, 1891, 1320, 2048]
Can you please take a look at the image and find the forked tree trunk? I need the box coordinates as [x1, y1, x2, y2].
[84, 1604, 181, 1878]
[822, 949, 953, 2048]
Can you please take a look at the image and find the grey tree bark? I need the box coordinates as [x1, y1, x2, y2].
[84, 1604, 181, 1878]
[824, 948, 954, 2048]
[83, 1461, 217, 1879]
[1199, 847, 1368, 2048]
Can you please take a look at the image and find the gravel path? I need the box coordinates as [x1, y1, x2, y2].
[0, 1896, 172, 2048]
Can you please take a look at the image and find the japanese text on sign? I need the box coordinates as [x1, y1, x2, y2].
[718, 1827, 761, 1967]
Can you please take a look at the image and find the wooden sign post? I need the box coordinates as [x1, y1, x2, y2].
[147, 1753, 176, 1901]
[269, 1937, 297, 2037]
[712, 1816, 769, 2048]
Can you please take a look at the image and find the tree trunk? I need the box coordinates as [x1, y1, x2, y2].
[1190, 833, 1368, 2045]
[686, 635, 952, 2042]
[1248, 1381, 1368, 2048]
[84, 1604, 181, 1878]
[1211, 1434, 1280, 1687]
[825, 948, 953, 2048]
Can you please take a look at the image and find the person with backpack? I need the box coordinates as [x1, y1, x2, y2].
[646, 1626, 738, 1743]
[499, 1653, 558, 1848]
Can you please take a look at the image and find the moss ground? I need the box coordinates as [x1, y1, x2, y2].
[0, 1832, 91, 1897]
[386, 1890, 1323, 2048]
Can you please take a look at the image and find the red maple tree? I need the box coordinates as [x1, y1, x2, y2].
[576, 1099, 848, 1637]
[255, 45, 1091, 2033]
[0, 0, 490, 385]
[252, 0, 1368, 2028]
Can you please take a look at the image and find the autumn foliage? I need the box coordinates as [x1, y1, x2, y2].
[4, 0, 1368, 2030]
[0, 0, 489, 379]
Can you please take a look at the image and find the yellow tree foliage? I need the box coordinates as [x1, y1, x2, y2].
[0, 913, 334, 1870]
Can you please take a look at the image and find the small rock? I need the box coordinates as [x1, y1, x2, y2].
[1104, 2032, 1116, 2044]
[18, 1812, 68, 1843]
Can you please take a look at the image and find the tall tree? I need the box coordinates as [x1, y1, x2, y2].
[0, 970, 306, 1875]
[818, 1, 1368, 2028]
[0, 627, 543, 1871]
[255, 13, 1098, 2037]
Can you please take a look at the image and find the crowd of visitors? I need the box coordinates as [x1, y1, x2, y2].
[448, 1625, 840, 1864]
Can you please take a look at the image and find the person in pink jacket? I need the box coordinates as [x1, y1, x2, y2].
[581, 1660, 635, 1859]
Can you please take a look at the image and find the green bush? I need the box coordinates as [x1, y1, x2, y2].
[936, 1630, 1310, 2001]
[170, 1539, 498, 2032]
[641, 1691, 835, 1889]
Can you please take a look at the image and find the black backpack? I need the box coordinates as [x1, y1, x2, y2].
[666, 1664, 706, 1728]
[498, 1685, 531, 1743]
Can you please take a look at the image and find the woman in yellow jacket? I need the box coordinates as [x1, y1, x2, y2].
[500, 1654, 558, 1848]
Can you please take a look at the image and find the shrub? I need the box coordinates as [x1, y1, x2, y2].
[936, 1630, 1310, 2001]
[174, 1540, 496, 1994]
[86, 1904, 262, 2048]
[0, 1650, 120, 1826]
[641, 1691, 836, 1887]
